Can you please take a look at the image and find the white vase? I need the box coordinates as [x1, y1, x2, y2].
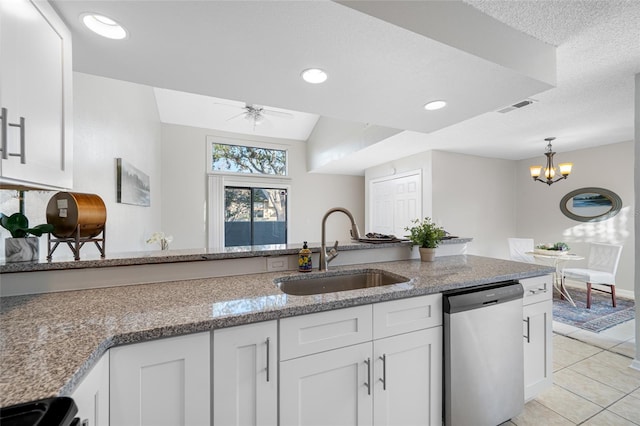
[419, 247, 436, 262]
[5, 237, 39, 262]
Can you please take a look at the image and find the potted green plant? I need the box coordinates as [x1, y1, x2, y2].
[1, 212, 54, 262]
[404, 217, 446, 262]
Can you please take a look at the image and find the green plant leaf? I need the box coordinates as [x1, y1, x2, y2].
[0, 212, 53, 238]
[28, 224, 55, 237]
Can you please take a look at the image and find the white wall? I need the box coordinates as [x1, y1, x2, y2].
[365, 143, 635, 294]
[70, 73, 163, 254]
[365, 150, 517, 257]
[431, 151, 517, 258]
[160, 123, 364, 249]
[516, 141, 635, 292]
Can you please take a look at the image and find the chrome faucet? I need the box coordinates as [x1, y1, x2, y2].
[319, 207, 361, 271]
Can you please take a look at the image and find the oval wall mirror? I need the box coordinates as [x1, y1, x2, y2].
[559, 187, 622, 222]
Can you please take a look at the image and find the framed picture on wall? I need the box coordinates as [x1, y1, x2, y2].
[116, 158, 150, 206]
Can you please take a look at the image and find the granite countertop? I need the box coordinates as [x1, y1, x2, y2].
[0, 254, 550, 407]
[0, 238, 472, 273]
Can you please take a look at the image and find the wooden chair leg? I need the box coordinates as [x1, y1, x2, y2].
[586, 282, 592, 309]
[611, 285, 616, 308]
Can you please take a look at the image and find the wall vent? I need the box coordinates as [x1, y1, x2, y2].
[497, 98, 537, 114]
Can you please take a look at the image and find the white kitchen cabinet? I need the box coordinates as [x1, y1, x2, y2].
[213, 321, 277, 426]
[280, 295, 443, 426]
[0, 0, 73, 189]
[110, 332, 210, 426]
[280, 342, 374, 426]
[522, 275, 553, 401]
[373, 328, 442, 426]
[71, 352, 110, 426]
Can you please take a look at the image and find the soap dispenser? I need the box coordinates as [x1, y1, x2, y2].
[298, 241, 312, 272]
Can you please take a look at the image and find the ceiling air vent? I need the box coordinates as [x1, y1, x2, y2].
[497, 98, 537, 114]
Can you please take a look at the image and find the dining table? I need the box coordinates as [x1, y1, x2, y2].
[527, 250, 585, 307]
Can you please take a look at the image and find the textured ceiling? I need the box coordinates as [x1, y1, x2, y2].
[315, 0, 640, 174]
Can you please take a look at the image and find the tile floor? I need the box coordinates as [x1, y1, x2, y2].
[504, 319, 639, 425]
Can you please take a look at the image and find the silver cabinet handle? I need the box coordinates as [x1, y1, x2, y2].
[265, 337, 270, 382]
[364, 358, 371, 395]
[529, 286, 548, 295]
[0, 108, 26, 163]
[379, 354, 386, 390]
[523, 317, 531, 343]
[1, 108, 6, 160]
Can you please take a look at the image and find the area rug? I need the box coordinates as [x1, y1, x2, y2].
[552, 286, 635, 333]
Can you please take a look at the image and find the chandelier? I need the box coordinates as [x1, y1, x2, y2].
[529, 137, 572, 185]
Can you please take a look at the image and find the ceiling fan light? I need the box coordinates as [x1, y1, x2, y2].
[424, 100, 447, 111]
[82, 13, 127, 39]
[301, 68, 328, 84]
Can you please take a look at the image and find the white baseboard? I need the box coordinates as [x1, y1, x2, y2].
[631, 359, 640, 372]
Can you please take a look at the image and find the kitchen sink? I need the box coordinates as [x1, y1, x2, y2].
[275, 269, 411, 296]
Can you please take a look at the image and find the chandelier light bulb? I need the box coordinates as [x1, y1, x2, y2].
[529, 166, 542, 178]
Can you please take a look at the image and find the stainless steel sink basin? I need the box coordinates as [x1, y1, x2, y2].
[275, 269, 410, 296]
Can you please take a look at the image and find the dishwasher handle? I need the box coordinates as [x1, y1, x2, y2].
[444, 281, 523, 314]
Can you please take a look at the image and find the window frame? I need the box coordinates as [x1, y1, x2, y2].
[223, 185, 288, 247]
[206, 135, 289, 178]
[207, 174, 291, 249]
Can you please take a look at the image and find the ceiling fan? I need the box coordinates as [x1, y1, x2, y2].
[215, 103, 294, 130]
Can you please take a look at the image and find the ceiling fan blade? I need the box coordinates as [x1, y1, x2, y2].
[225, 111, 247, 122]
[213, 102, 245, 110]
[262, 109, 294, 119]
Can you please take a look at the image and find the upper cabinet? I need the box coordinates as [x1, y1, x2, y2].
[0, 0, 73, 190]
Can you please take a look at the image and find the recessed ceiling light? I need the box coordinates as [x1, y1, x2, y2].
[301, 68, 328, 84]
[424, 100, 447, 111]
[81, 13, 127, 40]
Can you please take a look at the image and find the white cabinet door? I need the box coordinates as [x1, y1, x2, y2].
[110, 333, 210, 426]
[280, 342, 374, 426]
[523, 299, 553, 401]
[373, 328, 442, 426]
[71, 352, 110, 426]
[213, 321, 277, 426]
[0, 0, 73, 189]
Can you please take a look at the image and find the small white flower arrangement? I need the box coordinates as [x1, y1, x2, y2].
[146, 231, 173, 250]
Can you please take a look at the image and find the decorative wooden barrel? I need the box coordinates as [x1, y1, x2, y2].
[46, 192, 106, 239]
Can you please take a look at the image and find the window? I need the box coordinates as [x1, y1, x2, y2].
[224, 186, 287, 247]
[209, 141, 287, 176]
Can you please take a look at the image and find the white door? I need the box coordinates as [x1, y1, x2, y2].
[280, 342, 373, 426]
[71, 352, 110, 426]
[373, 328, 443, 426]
[523, 300, 553, 401]
[370, 172, 421, 237]
[0, 0, 72, 189]
[110, 332, 210, 426]
[213, 321, 277, 426]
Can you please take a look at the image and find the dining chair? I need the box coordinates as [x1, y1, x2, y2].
[508, 238, 535, 263]
[563, 243, 623, 309]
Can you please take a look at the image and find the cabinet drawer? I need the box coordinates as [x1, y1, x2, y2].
[280, 305, 372, 360]
[373, 294, 442, 339]
[521, 275, 553, 306]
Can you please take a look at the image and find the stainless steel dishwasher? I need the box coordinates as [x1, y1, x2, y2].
[444, 280, 524, 426]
